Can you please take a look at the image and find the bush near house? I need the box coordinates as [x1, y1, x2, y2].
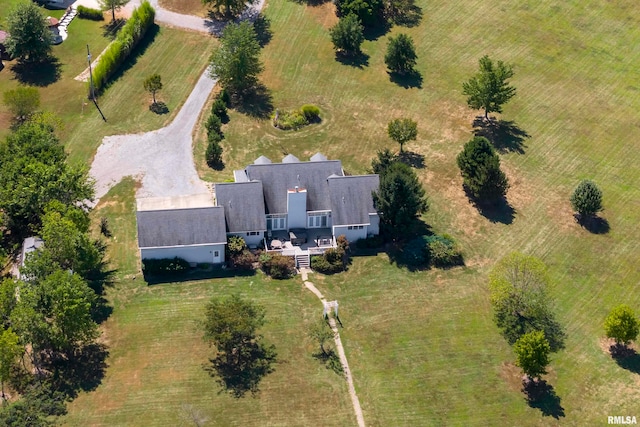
[92, 1, 155, 92]
[259, 253, 296, 279]
[77, 6, 105, 20]
[142, 257, 190, 275]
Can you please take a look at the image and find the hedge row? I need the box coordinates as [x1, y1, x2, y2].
[77, 5, 104, 20]
[142, 257, 190, 275]
[92, 1, 155, 93]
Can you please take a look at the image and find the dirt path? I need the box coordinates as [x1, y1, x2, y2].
[300, 269, 366, 427]
[89, 0, 266, 202]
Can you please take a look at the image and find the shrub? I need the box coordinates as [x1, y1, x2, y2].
[77, 5, 104, 20]
[336, 235, 349, 252]
[92, 1, 155, 92]
[211, 97, 229, 123]
[426, 234, 462, 267]
[300, 104, 321, 121]
[355, 234, 384, 249]
[400, 235, 429, 266]
[142, 257, 190, 275]
[218, 89, 231, 106]
[311, 248, 346, 274]
[260, 253, 296, 279]
[227, 235, 247, 256]
[206, 136, 224, 169]
[231, 250, 257, 270]
[273, 109, 308, 130]
[205, 112, 223, 137]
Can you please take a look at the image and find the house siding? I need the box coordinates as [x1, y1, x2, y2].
[228, 232, 264, 247]
[141, 244, 226, 264]
[368, 213, 380, 235]
[333, 225, 368, 243]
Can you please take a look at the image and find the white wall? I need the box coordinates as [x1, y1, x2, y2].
[228, 232, 264, 247]
[287, 189, 307, 229]
[333, 226, 367, 243]
[141, 244, 225, 264]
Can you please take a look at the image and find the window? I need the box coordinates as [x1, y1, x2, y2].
[347, 225, 364, 230]
[307, 213, 329, 228]
[246, 231, 259, 236]
[267, 215, 287, 230]
[214, 251, 219, 257]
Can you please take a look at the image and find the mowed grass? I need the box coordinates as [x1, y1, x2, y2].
[188, 0, 640, 424]
[64, 179, 356, 426]
[0, 19, 216, 165]
[158, 0, 209, 17]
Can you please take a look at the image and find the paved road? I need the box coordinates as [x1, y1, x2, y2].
[90, 0, 266, 202]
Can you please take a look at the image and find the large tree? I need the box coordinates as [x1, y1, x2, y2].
[387, 118, 417, 152]
[373, 156, 428, 236]
[5, 3, 52, 62]
[335, 0, 383, 27]
[330, 14, 365, 57]
[489, 252, 566, 352]
[514, 330, 551, 380]
[384, 33, 417, 75]
[0, 328, 23, 400]
[604, 304, 639, 346]
[462, 55, 516, 120]
[0, 121, 94, 237]
[202, 295, 276, 396]
[209, 22, 263, 96]
[203, 0, 256, 19]
[3, 87, 40, 125]
[98, 0, 130, 22]
[570, 179, 603, 221]
[456, 136, 509, 203]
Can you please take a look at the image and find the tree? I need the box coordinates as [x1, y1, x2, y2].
[384, 33, 417, 75]
[209, 22, 263, 95]
[5, 3, 52, 62]
[514, 330, 551, 380]
[202, 295, 276, 396]
[604, 304, 639, 346]
[0, 121, 94, 237]
[308, 319, 334, 356]
[373, 158, 428, 236]
[462, 55, 516, 120]
[456, 136, 509, 203]
[387, 118, 417, 152]
[0, 328, 23, 400]
[570, 180, 603, 220]
[330, 14, 365, 56]
[489, 252, 566, 352]
[98, 0, 130, 22]
[143, 74, 162, 105]
[3, 87, 40, 125]
[335, 0, 383, 27]
[202, 0, 256, 19]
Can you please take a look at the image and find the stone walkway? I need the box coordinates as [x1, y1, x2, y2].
[300, 268, 366, 427]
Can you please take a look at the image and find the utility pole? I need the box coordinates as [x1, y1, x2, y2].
[86, 44, 107, 122]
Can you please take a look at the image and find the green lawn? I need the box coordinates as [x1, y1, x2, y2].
[52, 0, 640, 425]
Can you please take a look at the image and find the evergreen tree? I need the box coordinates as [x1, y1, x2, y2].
[456, 136, 509, 203]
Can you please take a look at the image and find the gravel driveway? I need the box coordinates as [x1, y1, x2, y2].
[90, 0, 266, 202]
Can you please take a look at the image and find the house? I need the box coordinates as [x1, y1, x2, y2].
[135, 153, 379, 267]
[17, 236, 44, 279]
[136, 195, 227, 265]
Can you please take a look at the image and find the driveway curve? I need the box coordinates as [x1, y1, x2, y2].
[90, 0, 266, 202]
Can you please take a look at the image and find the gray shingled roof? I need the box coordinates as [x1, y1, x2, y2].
[137, 207, 226, 248]
[215, 181, 267, 232]
[328, 175, 379, 226]
[245, 160, 344, 213]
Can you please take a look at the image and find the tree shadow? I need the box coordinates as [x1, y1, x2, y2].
[11, 57, 62, 87]
[290, 0, 331, 5]
[99, 24, 160, 93]
[44, 343, 109, 399]
[522, 379, 565, 419]
[363, 21, 391, 41]
[102, 18, 126, 40]
[233, 83, 274, 119]
[464, 188, 515, 224]
[312, 349, 343, 375]
[473, 117, 530, 154]
[390, 3, 423, 27]
[204, 341, 277, 398]
[149, 102, 169, 114]
[398, 150, 425, 168]
[253, 14, 272, 47]
[388, 70, 423, 89]
[574, 214, 610, 234]
[610, 344, 640, 374]
[144, 265, 255, 285]
[335, 51, 370, 68]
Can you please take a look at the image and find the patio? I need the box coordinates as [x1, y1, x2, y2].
[266, 228, 335, 256]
